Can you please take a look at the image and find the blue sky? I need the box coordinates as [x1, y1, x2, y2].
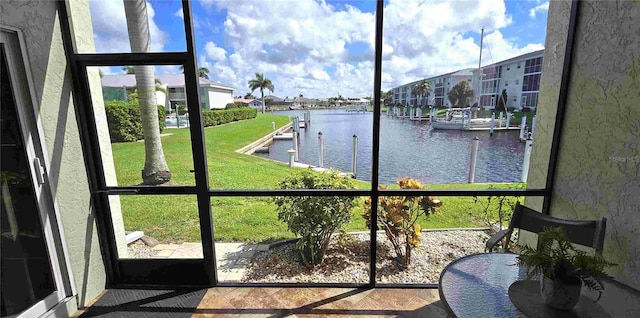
[90, 0, 549, 98]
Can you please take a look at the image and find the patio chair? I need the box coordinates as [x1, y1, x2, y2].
[485, 202, 607, 254]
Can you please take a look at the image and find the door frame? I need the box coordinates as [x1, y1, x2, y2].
[1, 26, 75, 317]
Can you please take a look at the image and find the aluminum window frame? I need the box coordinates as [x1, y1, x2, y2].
[57, 0, 576, 288]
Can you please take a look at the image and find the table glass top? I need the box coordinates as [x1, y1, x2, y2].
[440, 253, 528, 318]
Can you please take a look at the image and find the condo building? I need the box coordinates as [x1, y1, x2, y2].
[391, 49, 544, 110]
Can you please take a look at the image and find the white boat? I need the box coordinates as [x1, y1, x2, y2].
[431, 108, 468, 130]
[431, 120, 464, 130]
[430, 108, 495, 130]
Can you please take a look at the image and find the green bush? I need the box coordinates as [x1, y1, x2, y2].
[104, 100, 165, 142]
[157, 106, 166, 131]
[273, 169, 356, 267]
[172, 105, 187, 115]
[224, 102, 247, 109]
[201, 108, 257, 127]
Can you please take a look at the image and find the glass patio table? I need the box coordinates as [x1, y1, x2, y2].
[439, 252, 527, 318]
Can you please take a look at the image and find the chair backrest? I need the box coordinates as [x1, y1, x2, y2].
[509, 202, 607, 254]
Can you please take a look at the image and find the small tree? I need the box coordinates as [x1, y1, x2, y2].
[447, 81, 473, 107]
[363, 178, 442, 268]
[496, 89, 508, 111]
[472, 184, 523, 232]
[274, 169, 356, 267]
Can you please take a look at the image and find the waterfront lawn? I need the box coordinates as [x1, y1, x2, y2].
[112, 114, 520, 243]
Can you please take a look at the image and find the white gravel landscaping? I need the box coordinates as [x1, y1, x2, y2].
[243, 229, 491, 284]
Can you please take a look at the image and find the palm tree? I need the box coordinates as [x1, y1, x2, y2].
[123, 66, 136, 74]
[123, 0, 171, 184]
[198, 67, 210, 79]
[179, 65, 210, 79]
[248, 73, 274, 114]
[382, 90, 394, 106]
[411, 80, 431, 107]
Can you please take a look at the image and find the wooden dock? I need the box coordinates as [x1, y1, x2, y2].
[466, 126, 521, 131]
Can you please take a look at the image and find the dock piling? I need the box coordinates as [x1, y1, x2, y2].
[288, 149, 296, 167]
[490, 112, 495, 136]
[499, 111, 503, 128]
[519, 116, 527, 140]
[531, 116, 536, 139]
[318, 132, 324, 168]
[352, 134, 358, 178]
[293, 131, 299, 162]
[304, 111, 311, 128]
[464, 111, 468, 129]
[521, 139, 533, 182]
[272, 121, 275, 130]
[506, 112, 512, 129]
[469, 136, 479, 183]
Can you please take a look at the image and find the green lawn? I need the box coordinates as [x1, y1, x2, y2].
[112, 114, 522, 243]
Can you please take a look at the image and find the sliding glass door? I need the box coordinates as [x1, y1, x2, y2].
[1, 32, 68, 318]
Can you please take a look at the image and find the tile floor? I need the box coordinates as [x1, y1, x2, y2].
[192, 287, 448, 317]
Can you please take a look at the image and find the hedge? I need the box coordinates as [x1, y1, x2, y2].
[202, 108, 257, 127]
[225, 102, 249, 109]
[105, 100, 166, 142]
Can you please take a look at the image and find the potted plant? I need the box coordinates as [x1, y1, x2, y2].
[516, 227, 616, 310]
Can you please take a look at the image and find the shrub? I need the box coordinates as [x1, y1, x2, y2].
[201, 108, 257, 127]
[157, 105, 166, 131]
[522, 106, 532, 112]
[225, 102, 248, 109]
[273, 169, 356, 267]
[472, 184, 523, 234]
[363, 177, 442, 268]
[104, 101, 165, 142]
[174, 105, 187, 115]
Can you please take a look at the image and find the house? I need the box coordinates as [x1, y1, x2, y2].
[1, 0, 638, 317]
[233, 98, 255, 107]
[101, 74, 235, 110]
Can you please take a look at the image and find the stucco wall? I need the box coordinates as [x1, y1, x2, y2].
[207, 86, 234, 109]
[526, 0, 640, 290]
[0, 0, 106, 310]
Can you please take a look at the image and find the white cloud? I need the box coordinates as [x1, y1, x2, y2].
[89, 0, 167, 53]
[195, 0, 544, 98]
[529, 2, 549, 19]
[204, 41, 227, 62]
[175, 8, 183, 19]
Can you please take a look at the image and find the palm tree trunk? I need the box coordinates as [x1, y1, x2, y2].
[123, 0, 171, 184]
[260, 88, 265, 114]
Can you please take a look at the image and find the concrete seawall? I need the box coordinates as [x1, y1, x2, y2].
[236, 122, 293, 155]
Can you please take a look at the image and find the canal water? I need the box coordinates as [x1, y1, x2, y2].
[255, 109, 526, 185]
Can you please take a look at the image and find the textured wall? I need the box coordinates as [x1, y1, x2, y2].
[527, 0, 640, 290]
[0, 0, 106, 309]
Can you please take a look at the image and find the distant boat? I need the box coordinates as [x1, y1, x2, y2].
[431, 108, 494, 130]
